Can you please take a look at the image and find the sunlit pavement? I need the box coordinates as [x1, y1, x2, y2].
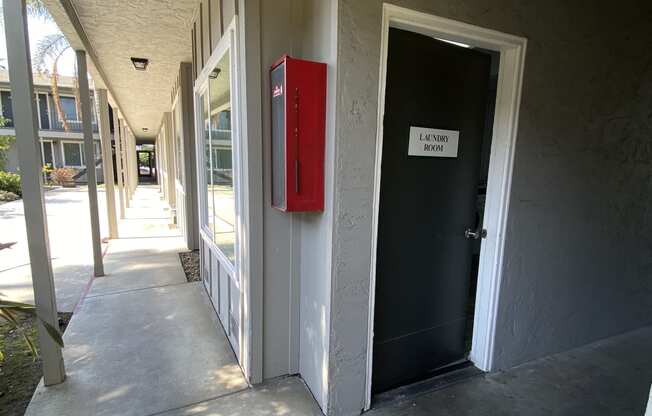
[0, 186, 109, 312]
[24, 185, 323, 416]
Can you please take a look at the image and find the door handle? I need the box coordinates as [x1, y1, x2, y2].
[465, 228, 487, 240]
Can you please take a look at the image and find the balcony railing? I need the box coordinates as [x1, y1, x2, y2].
[48, 119, 99, 133]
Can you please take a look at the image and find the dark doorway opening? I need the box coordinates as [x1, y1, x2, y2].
[371, 28, 499, 396]
[137, 150, 156, 183]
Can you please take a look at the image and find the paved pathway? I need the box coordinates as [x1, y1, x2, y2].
[0, 186, 110, 311]
[24, 185, 323, 416]
[20, 185, 652, 415]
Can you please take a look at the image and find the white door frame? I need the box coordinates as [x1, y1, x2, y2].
[365, 4, 527, 409]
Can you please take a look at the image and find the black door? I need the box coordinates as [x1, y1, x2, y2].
[372, 28, 492, 393]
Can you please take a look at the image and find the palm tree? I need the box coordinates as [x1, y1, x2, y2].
[26, 0, 76, 133]
[32, 32, 74, 132]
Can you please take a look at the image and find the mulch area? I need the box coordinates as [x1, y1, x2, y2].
[0, 312, 72, 416]
[179, 250, 200, 282]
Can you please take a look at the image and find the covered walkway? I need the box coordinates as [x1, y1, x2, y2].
[23, 185, 321, 415]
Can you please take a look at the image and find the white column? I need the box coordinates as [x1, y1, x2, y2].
[113, 110, 125, 219]
[180, 63, 199, 249]
[159, 130, 167, 200]
[164, 112, 176, 209]
[95, 89, 118, 238]
[156, 135, 163, 192]
[126, 124, 135, 194]
[127, 127, 136, 193]
[120, 120, 130, 207]
[76, 50, 104, 277]
[2, 0, 65, 385]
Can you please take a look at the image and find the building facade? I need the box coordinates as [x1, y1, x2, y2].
[36, 0, 652, 415]
[0, 69, 103, 183]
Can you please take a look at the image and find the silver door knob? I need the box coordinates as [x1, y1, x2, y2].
[465, 228, 487, 239]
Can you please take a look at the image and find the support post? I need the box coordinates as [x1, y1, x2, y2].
[164, 112, 176, 210]
[125, 126, 134, 194]
[2, 0, 66, 385]
[120, 120, 130, 207]
[156, 135, 162, 193]
[113, 111, 125, 219]
[180, 63, 199, 249]
[131, 129, 137, 192]
[95, 89, 118, 238]
[76, 50, 104, 277]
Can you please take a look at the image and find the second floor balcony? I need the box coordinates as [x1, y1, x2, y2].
[0, 88, 99, 134]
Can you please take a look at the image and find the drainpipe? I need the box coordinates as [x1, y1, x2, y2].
[76, 49, 104, 277]
[2, 0, 66, 385]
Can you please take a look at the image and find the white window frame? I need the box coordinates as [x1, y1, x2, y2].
[194, 23, 241, 273]
[194, 16, 258, 381]
[36, 91, 51, 130]
[41, 139, 54, 167]
[56, 94, 78, 122]
[364, 4, 527, 409]
[60, 140, 85, 167]
[0, 88, 8, 119]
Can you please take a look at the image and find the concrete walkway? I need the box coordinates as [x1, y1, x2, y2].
[25, 185, 322, 416]
[22, 185, 652, 416]
[367, 326, 652, 416]
[0, 186, 110, 312]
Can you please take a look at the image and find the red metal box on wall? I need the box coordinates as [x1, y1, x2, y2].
[270, 55, 326, 212]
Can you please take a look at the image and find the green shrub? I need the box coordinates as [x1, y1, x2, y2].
[0, 171, 21, 196]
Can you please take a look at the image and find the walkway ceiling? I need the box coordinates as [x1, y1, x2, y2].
[42, 0, 199, 139]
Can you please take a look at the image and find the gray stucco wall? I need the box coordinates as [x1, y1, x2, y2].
[329, 1, 652, 414]
[296, 0, 338, 412]
[261, 0, 298, 381]
[260, 1, 337, 412]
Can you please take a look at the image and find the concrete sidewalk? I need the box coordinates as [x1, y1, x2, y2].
[23, 186, 652, 416]
[24, 186, 322, 416]
[0, 186, 109, 312]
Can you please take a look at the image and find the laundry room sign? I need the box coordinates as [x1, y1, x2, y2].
[408, 127, 459, 158]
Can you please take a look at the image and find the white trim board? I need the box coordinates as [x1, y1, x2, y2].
[193, 14, 264, 384]
[364, 4, 527, 409]
[60, 140, 85, 167]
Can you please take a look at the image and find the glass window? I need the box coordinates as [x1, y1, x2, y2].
[60, 96, 77, 121]
[42, 141, 54, 167]
[63, 142, 84, 167]
[201, 90, 214, 238]
[199, 52, 235, 263]
[38, 94, 50, 129]
[1, 90, 13, 127]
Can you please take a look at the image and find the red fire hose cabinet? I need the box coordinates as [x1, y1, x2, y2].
[270, 55, 326, 212]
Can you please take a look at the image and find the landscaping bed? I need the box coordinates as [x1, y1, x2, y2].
[0, 190, 20, 205]
[179, 250, 200, 282]
[0, 312, 71, 416]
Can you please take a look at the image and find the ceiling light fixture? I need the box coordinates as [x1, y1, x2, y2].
[209, 68, 221, 79]
[142, 127, 149, 132]
[131, 57, 149, 71]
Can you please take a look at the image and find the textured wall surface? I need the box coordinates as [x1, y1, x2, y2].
[50, 0, 199, 138]
[297, 0, 338, 412]
[259, 1, 338, 412]
[260, 0, 296, 381]
[329, 0, 652, 414]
